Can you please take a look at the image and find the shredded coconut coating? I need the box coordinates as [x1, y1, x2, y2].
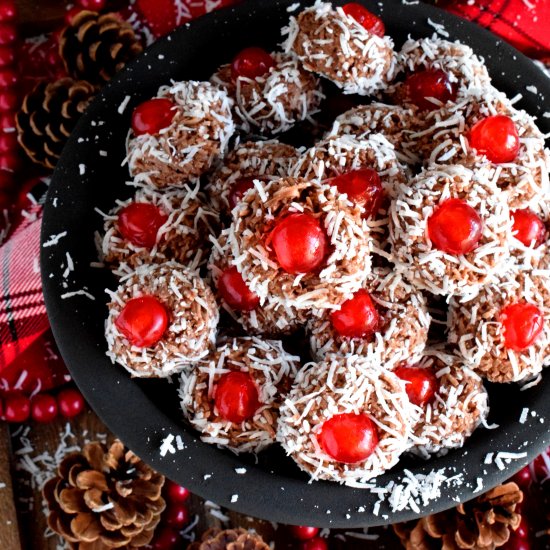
[389, 165, 511, 296]
[211, 52, 324, 135]
[105, 262, 219, 378]
[228, 177, 372, 310]
[100, 182, 218, 275]
[282, 1, 397, 96]
[308, 268, 430, 368]
[448, 271, 550, 382]
[408, 351, 489, 458]
[125, 81, 235, 188]
[179, 337, 300, 454]
[277, 357, 413, 486]
[206, 140, 300, 216]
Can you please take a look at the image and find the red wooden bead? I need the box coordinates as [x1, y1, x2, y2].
[0, 46, 15, 67]
[0, 23, 16, 45]
[514, 516, 531, 541]
[231, 47, 275, 81]
[0, 151, 20, 172]
[115, 296, 169, 348]
[214, 371, 260, 423]
[229, 176, 256, 210]
[0, 67, 17, 87]
[77, 0, 106, 9]
[301, 538, 329, 550]
[269, 212, 328, 274]
[131, 98, 176, 136]
[31, 393, 58, 423]
[164, 480, 190, 503]
[117, 202, 167, 248]
[0, 131, 16, 153]
[427, 198, 483, 255]
[403, 69, 457, 111]
[511, 209, 546, 247]
[164, 503, 190, 529]
[57, 388, 85, 418]
[290, 526, 319, 541]
[342, 3, 385, 36]
[0, 111, 15, 131]
[330, 289, 380, 339]
[329, 168, 384, 218]
[4, 394, 30, 423]
[150, 526, 182, 550]
[0, 89, 18, 110]
[500, 302, 544, 351]
[0, 2, 16, 23]
[64, 6, 86, 25]
[394, 366, 438, 406]
[510, 465, 532, 490]
[218, 266, 260, 312]
[469, 115, 520, 163]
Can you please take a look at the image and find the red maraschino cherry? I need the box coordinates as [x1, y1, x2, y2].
[511, 209, 546, 247]
[118, 202, 167, 248]
[231, 47, 275, 81]
[269, 212, 328, 274]
[115, 296, 169, 348]
[131, 98, 176, 136]
[330, 289, 380, 338]
[318, 412, 379, 463]
[469, 115, 520, 163]
[427, 198, 483, 255]
[329, 168, 384, 218]
[394, 366, 438, 406]
[218, 266, 260, 311]
[500, 302, 544, 351]
[290, 526, 320, 541]
[342, 3, 385, 36]
[214, 371, 260, 423]
[229, 176, 256, 210]
[403, 69, 457, 111]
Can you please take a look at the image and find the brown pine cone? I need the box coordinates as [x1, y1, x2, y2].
[393, 482, 523, 550]
[16, 78, 96, 169]
[188, 528, 271, 550]
[43, 439, 165, 550]
[59, 10, 143, 85]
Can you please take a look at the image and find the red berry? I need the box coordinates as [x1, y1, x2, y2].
[0, 46, 15, 67]
[403, 69, 457, 111]
[231, 47, 275, 81]
[318, 412, 379, 464]
[164, 480, 190, 503]
[57, 388, 85, 418]
[514, 516, 530, 541]
[269, 213, 328, 274]
[394, 366, 438, 406]
[0, 67, 17, 87]
[77, 0, 106, 9]
[469, 115, 520, 163]
[4, 394, 30, 423]
[511, 466, 532, 490]
[532, 452, 549, 482]
[0, 89, 18, 110]
[0, 23, 16, 45]
[0, 131, 16, 153]
[290, 526, 319, 541]
[151, 526, 182, 550]
[131, 98, 176, 136]
[500, 302, 544, 351]
[229, 176, 256, 210]
[329, 168, 384, 218]
[115, 296, 169, 348]
[0, 111, 15, 131]
[0, 3, 17, 22]
[117, 202, 167, 248]
[427, 198, 483, 255]
[0, 151, 20, 172]
[330, 289, 380, 339]
[214, 371, 260, 423]
[511, 209, 546, 247]
[31, 393, 58, 423]
[217, 266, 260, 312]
[64, 6, 86, 25]
[164, 504, 189, 529]
[342, 3, 385, 36]
[301, 538, 329, 550]
[502, 535, 531, 550]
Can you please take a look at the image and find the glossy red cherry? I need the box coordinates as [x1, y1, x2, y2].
[117, 202, 167, 248]
[269, 213, 328, 274]
[115, 296, 169, 348]
[0, 111, 15, 131]
[394, 366, 438, 406]
[427, 198, 483, 255]
[0, 45, 14, 67]
[31, 393, 58, 423]
[164, 503, 190, 529]
[0, 23, 16, 45]
[64, 6, 85, 25]
[290, 526, 319, 541]
[131, 98, 176, 136]
[403, 69, 457, 110]
[164, 480, 191, 503]
[229, 176, 256, 210]
[0, 131, 16, 153]
[330, 289, 380, 339]
[57, 388, 85, 418]
[77, 0, 106, 9]
[318, 412, 378, 464]
[150, 526, 182, 550]
[0, 3, 17, 23]
[214, 371, 260, 423]
[500, 302, 544, 351]
[469, 115, 520, 163]
[301, 538, 329, 550]
[511, 465, 532, 490]
[342, 3, 385, 36]
[0, 89, 18, 110]
[0, 152, 20, 172]
[329, 168, 384, 218]
[511, 209, 546, 247]
[0, 67, 17, 87]
[4, 394, 30, 423]
[231, 47, 275, 81]
[513, 516, 530, 541]
[218, 266, 260, 312]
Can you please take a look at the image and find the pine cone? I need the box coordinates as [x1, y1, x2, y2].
[188, 528, 271, 550]
[16, 78, 96, 169]
[43, 439, 165, 550]
[393, 482, 523, 550]
[59, 10, 143, 85]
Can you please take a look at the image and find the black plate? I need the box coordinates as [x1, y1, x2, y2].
[41, 0, 550, 528]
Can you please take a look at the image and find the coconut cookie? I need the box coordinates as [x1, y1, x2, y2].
[125, 81, 235, 188]
[389, 165, 511, 296]
[179, 337, 300, 454]
[449, 271, 550, 383]
[105, 262, 219, 378]
[100, 182, 218, 275]
[282, 1, 396, 96]
[211, 50, 323, 135]
[308, 268, 430, 369]
[277, 357, 412, 486]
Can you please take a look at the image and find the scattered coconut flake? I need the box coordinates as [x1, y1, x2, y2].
[159, 433, 176, 457]
[230, 494, 239, 503]
[118, 95, 131, 114]
[43, 231, 67, 248]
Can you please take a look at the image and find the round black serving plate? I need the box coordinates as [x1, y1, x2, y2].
[41, 0, 550, 528]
